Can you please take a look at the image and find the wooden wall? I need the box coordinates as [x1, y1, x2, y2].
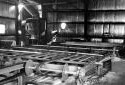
[46, 0, 125, 43]
[0, 2, 16, 40]
[88, 0, 125, 43]
[46, 0, 84, 39]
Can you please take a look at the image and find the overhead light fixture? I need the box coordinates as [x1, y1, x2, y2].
[9, 5, 15, 11]
[18, 3, 24, 12]
[18, 30, 22, 35]
[21, 20, 26, 25]
[61, 22, 67, 29]
[37, 5, 42, 10]
[18, 14, 21, 20]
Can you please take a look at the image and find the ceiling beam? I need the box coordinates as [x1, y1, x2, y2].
[0, 0, 16, 5]
[42, 2, 72, 5]
[25, 0, 39, 5]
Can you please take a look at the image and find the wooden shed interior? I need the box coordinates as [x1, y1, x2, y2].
[0, 0, 125, 85]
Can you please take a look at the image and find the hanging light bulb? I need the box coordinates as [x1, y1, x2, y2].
[18, 3, 24, 12]
[61, 23, 67, 29]
[9, 5, 15, 11]
[18, 30, 22, 35]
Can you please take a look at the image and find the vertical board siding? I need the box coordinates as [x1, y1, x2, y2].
[57, 0, 84, 9]
[47, 12, 57, 22]
[108, 39, 124, 43]
[91, 38, 102, 42]
[0, 19, 15, 34]
[0, 3, 15, 18]
[113, 25, 125, 36]
[0, 36, 16, 40]
[89, 12, 125, 22]
[88, 24, 125, 36]
[103, 24, 110, 34]
[0, 2, 16, 40]
[47, 4, 84, 37]
[76, 24, 84, 35]
[46, 0, 125, 43]
[116, 0, 125, 9]
[47, 24, 84, 36]
[88, 0, 125, 43]
[47, 12, 84, 22]
[94, 25, 103, 35]
[89, 0, 116, 10]
[115, 12, 125, 22]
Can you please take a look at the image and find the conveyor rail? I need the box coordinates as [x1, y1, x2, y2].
[0, 63, 24, 74]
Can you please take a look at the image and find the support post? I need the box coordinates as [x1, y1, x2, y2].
[84, 0, 90, 41]
[15, 1, 19, 45]
[18, 76, 23, 85]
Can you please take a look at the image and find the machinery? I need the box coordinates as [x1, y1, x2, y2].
[0, 0, 125, 85]
[0, 17, 122, 85]
[0, 42, 118, 85]
[0, 18, 121, 84]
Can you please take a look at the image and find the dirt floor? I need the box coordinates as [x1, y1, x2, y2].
[99, 58, 125, 85]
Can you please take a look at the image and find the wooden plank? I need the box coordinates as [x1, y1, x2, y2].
[0, 63, 24, 74]
[61, 42, 122, 47]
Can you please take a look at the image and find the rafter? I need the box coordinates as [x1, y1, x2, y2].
[0, 0, 16, 5]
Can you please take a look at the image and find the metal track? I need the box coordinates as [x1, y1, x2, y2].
[0, 47, 113, 85]
[0, 48, 105, 65]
